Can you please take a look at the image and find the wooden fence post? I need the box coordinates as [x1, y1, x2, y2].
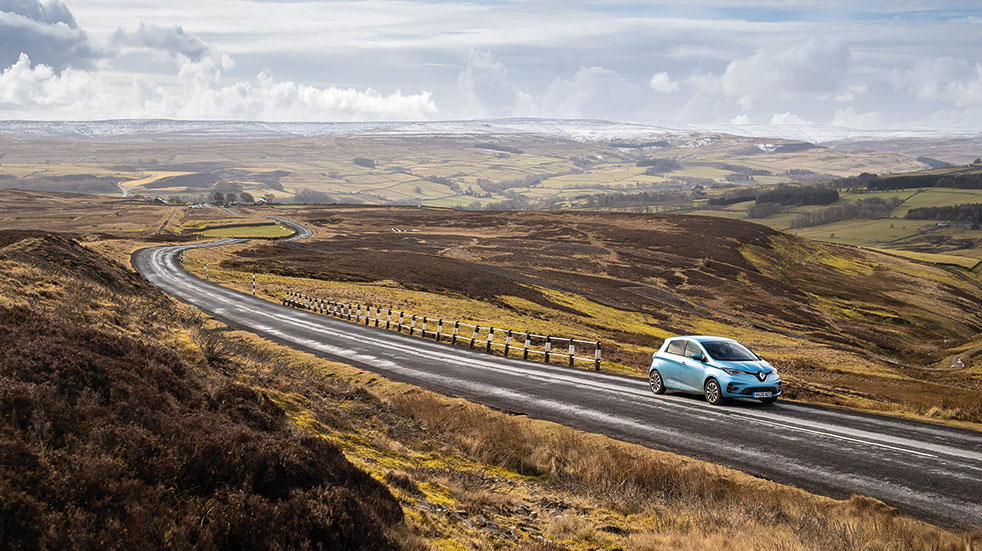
[545, 336, 552, 363]
[523, 332, 530, 360]
[504, 330, 512, 356]
[595, 341, 602, 371]
[452, 321, 459, 344]
[486, 327, 495, 353]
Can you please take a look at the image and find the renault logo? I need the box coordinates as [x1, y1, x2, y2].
[756, 371, 768, 382]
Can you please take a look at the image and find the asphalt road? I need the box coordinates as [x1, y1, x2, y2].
[132, 237, 982, 530]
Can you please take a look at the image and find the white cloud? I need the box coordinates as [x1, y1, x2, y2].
[111, 23, 213, 61]
[832, 106, 884, 129]
[0, 53, 101, 108]
[456, 49, 534, 118]
[0, 53, 439, 121]
[730, 114, 751, 125]
[649, 71, 679, 93]
[540, 66, 641, 119]
[769, 112, 811, 125]
[0, 0, 101, 70]
[720, 40, 851, 109]
[891, 57, 982, 108]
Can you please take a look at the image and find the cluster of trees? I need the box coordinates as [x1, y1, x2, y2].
[863, 172, 982, 191]
[707, 192, 756, 207]
[0, 174, 121, 194]
[352, 157, 376, 168]
[906, 203, 982, 225]
[746, 202, 785, 218]
[789, 197, 901, 228]
[756, 185, 839, 206]
[574, 190, 693, 209]
[292, 189, 335, 204]
[636, 158, 681, 173]
[475, 143, 524, 154]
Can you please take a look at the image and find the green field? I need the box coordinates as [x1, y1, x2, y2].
[789, 218, 936, 246]
[198, 223, 294, 238]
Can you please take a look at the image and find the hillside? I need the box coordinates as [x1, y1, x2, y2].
[0, 232, 405, 550]
[1, 212, 979, 550]
[201, 207, 982, 425]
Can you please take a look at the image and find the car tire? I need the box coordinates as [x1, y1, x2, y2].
[704, 378, 725, 405]
[648, 369, 666, 395]
[759, 396, 777, 405]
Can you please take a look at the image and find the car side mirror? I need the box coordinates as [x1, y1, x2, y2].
[693, 353, 706, 362]
[755, 353, 763, 361]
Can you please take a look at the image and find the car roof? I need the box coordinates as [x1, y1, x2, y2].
[667, 335, 738, 343]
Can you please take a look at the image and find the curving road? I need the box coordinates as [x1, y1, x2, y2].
[132, 229, 982, 531]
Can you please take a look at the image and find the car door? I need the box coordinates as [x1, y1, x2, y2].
[657, 339, 686, 387]
[679, 340, 708, 391]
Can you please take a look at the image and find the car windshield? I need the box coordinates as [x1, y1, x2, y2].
[702, 341, 758, 361]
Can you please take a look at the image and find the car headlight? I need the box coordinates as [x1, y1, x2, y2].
[721, 368, 746, 376]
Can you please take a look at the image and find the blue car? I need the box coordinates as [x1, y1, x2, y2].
[648, 335, 781, 405]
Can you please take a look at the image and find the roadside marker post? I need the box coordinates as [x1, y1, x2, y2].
[545, 336, 552, 363]
[436, 319, 443, 342]
[504, 330, 513, 357]
[469, 325, 480, 348]
[595, 342, 602, 371]
[568, 339, 575, 367]
[452, 321, 459, 344]
[523, 332, 530, 360]
[386, 309, 392, 329]
[205, 261, 209, 280]
[397, 312, 404, 332]
[422, 317, 428, 337]
[252, 272, 255, 296]
[486, 327, 495, 354]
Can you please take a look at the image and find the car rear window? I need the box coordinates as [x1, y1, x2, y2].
[665, 339, 686, 355]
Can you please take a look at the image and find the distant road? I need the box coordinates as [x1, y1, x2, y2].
[132, 219, 982, 530]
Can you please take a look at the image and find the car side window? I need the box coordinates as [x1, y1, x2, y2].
[684, 341, 704, 359]
[665, 339, 686, 356]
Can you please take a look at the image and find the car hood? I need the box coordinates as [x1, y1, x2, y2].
[712, 359, 776, 376]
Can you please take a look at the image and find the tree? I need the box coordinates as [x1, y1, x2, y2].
[973, 158, 981, 165]
[262, 193, 276, 204]
[239, 192, 255, 203]
[224, 193, 238, 204]
[212, 192, 224, 204]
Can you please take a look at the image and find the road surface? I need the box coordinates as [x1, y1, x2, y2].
[132, 235, 982, 530]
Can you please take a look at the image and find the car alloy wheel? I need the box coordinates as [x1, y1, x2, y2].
[704, 378, 725, 405]
[649, 370, 666, 395]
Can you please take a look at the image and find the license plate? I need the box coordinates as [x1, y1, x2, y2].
[753, 391, 773, 398]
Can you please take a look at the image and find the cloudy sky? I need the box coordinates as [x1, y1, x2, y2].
[1, 0, 981, 127]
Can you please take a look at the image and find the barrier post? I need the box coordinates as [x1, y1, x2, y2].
[436, 319, 443, 342]
[410, 315, 416, 336]
[422, 317, 428, 337]
[568, 339, 575, 367]
[397, 311, 404, 332]
[356, 304, 362, 322]
[283, 292, 288, 306]
[386, 308, 392, 329]
[523, 332, 530, 360]
[375, 308, 381, 327]
[504, 330, 512, 356]
[452, 321, 459, 344]
[545, 336, 552, 363]
[469, 325, 480, 348]
[252, 272, 255, 296]
[595, 341, 602, 371]
[365, 306, 371, 325]
[206, 261, 209, 280]
[486, 327, 495, 353]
